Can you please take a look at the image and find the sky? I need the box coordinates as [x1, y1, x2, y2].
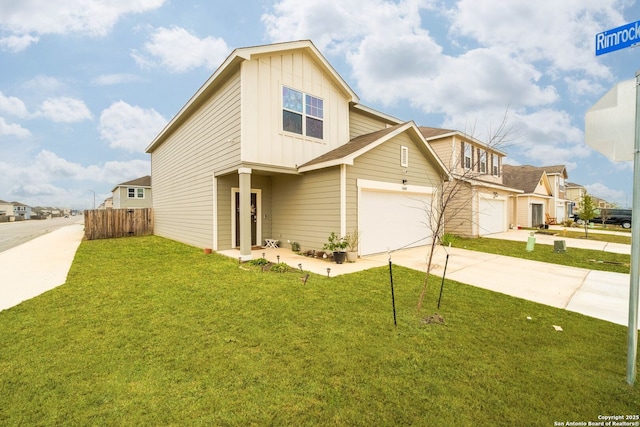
[1, 0, 639, 209]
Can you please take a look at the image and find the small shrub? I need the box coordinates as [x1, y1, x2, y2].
[249, 258, 269, 266]
[270, 262, 291, 273]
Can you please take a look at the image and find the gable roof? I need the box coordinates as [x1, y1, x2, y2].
[542, 164, 568, 178]
[419, 126, 507, 156]
[298, 121, 449, 177]
[146, 40, 359, 153]
[502, 165, 551, 194]
[112, 175, 151, 192]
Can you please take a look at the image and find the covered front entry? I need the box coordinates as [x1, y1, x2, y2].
[359, 187, 433, 256]
[479, 197, 505, 235]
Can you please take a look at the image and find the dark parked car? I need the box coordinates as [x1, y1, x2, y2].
[573, 208, 632, 229]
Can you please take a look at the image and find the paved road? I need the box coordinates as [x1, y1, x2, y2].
[0, 216, 82, 253]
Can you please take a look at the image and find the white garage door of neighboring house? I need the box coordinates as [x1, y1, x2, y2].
[359, 188, 433, 256]
[478, 197, 505, 236]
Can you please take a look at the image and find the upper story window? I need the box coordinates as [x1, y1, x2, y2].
[282, 86, 323, 139]
[480, 150, 487, 174]
[128, 188, 145, 199]
[492, 153, 500, 176]
[463, 143, 472, 169]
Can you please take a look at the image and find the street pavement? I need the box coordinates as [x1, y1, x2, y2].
[1, 222, 637, 330]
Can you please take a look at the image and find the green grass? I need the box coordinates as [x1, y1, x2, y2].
[555, 229, 631, 244]
[447, 235, 631, 274]
[0, 236, 638, 426]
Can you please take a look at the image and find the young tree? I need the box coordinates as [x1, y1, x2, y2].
[416, 111, 516, 313]
[577, 193, 597, 238]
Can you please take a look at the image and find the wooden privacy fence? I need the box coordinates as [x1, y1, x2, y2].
[84, 208, 153, 240]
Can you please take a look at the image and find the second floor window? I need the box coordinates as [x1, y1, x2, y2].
[282, 86, 324, 139]
[128, 188, 145, 199]
[464, 144, 472, 169]
[492, 153, 500, 176]
[480, 150, 487, 174]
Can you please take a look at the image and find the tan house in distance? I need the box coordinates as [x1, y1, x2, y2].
[146, 40, 449, 260]
[112, 176, 152, 209]
[420, 127, 522, 237]
[503, 165, 558, 227]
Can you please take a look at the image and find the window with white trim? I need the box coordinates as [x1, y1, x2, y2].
[128, 188, 145, 199]
[400, 146, 409, 167]
[492, 153, 500, 176]
[464, 143, 472, 169]
[480, 150, 487, 174]
[282, 86, 324, 139]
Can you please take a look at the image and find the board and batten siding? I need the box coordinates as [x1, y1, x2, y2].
[347, 132, 443, 237]
[240, 51, 351, 169]
[270, 168, 341, 252]
[151, 70, 242, 249]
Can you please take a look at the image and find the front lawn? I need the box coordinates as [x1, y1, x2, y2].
[446, 235, 631, 274]
[0, 236, 638, 425]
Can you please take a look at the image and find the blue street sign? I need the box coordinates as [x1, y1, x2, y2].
[596, 20, 640, 56]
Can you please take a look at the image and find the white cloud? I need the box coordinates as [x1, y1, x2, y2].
[0, 34, 39, 52]
[38, 97, 93, 123]
[132, 26, 230, 73]
[0, 151, 151, 208]
[0, 0, 166, 39]
[0, 92, 29, 117]
[585, 182, 627, 204]
[98, 101, 166, 152]
[0, 117, 31, 138]
[92, 73, 141, 86]
[22, 75, 68, 94]
[33, 149, 150, 183]
[448, 0, 621, 78]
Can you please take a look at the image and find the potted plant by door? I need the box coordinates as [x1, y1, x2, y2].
[323, 231, 348, 264]
[344, 230, 360, 263]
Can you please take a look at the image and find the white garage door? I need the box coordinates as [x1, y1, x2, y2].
[359, 189, 432, 255]
[479, 197, 505, 236]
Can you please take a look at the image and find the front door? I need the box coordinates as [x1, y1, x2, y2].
[235, 192, 257, 247]
[531, 203, 544, 227]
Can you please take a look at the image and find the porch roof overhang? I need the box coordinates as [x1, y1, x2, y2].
[297, 121, 450, 180]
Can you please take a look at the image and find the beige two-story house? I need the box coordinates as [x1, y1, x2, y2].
[146, 40, 449, 260]
[420, 127, 522, 237]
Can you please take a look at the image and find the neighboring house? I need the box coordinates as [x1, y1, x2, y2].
[146, 40, 449, 260]
[99, 197, 113, 210]
[420, 127, 522, 237]
[541, 165, 570, 223]
[12, 202, 31, 220]
[112, 176, 152, 209]
[565, 182, 587, 215]
[502, 165, 555, 227]
[0, 200, 14, 221]
[592, 196, 615, 210]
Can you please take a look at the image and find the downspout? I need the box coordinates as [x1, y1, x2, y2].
[340, 164, 347, 237]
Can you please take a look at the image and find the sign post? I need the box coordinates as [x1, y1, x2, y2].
[588, 22, 640, 386]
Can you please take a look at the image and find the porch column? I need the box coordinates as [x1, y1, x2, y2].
[238, 168, 253, 261]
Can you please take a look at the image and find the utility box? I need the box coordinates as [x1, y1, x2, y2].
[526, 232, 536, 252]
[554, 240, 567, 253]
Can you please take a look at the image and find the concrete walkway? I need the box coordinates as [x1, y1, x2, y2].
[0, 222, 85, 312]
